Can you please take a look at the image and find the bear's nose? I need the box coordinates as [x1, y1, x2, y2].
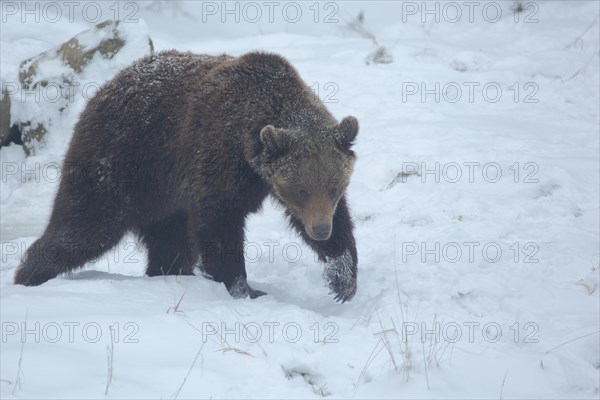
[312, 224, 331, 240]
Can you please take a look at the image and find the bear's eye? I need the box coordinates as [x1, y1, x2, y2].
[298, 189, 309, 201]
[328, 187, 338, 199]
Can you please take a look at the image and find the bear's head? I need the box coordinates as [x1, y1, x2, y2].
[259, 116, 359, 241]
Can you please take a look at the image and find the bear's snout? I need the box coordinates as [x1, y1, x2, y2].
[309, 223, 332, 241]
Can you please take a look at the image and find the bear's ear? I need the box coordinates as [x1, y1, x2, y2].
[260, 125, 293, 159]
[336, 116, 359, 150]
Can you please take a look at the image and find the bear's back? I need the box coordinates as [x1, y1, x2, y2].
[70, 51, 232, 148]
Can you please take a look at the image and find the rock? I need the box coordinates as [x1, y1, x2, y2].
[0, 85, 21, 147]
[0, 86, 11, 146]
[13, 19, 154, 156]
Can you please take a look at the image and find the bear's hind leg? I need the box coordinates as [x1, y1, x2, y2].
[14, 212, 126, 286]
[141, 212, 195, 277]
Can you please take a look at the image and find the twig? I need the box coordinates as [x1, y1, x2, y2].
[434, 337, 452, 366]
[394, 234, 401, 305]
[545, 331, 600, 354]
[500, 369, 509, 399]
[376, 311, 398, 372]
[564, 15, 599, 49]
[178, 316, 231, 348]
[12, 310, 27, 395]
[167, 289, 187, 314]
[224, 305, 267, 357]
[162, 252, 182, 276]
[354, 339, 384, 395]
[421, 341, 430, 390]
[105, 325, 116, 395]
[107, 251, 112, 283]
[563, 51, 599, 82]
[426, 314, 438, 365]
[172, 344, 204, 399]
[217, 347, 254, 357]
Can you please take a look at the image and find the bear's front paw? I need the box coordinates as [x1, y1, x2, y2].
[324, 250, 357, 303]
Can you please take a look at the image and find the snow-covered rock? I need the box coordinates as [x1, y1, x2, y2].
[11, 19, 154, 156]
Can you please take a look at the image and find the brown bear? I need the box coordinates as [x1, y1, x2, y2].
[14, 50, 359, 302]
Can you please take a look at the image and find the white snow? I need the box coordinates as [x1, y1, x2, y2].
[1, 1, 599, 398]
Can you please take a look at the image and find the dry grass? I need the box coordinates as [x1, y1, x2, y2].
[354, 297, 456, 394]
[343, 11, 393, 65]
[105, 325, 116, 395]
[172, 344, 205, 400]
[282, 366, 330, 397]
[167, 289, 187, 314]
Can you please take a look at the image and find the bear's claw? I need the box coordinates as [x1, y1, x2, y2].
[329, 279, 357, 303]
[248, 288, 267, 299]
[227, 276, 267, 299]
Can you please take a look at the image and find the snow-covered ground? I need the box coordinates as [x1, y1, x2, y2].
[1, 1, 599, 398]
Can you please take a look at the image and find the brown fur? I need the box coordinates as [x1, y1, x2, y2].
[14, 50, 359, 302]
